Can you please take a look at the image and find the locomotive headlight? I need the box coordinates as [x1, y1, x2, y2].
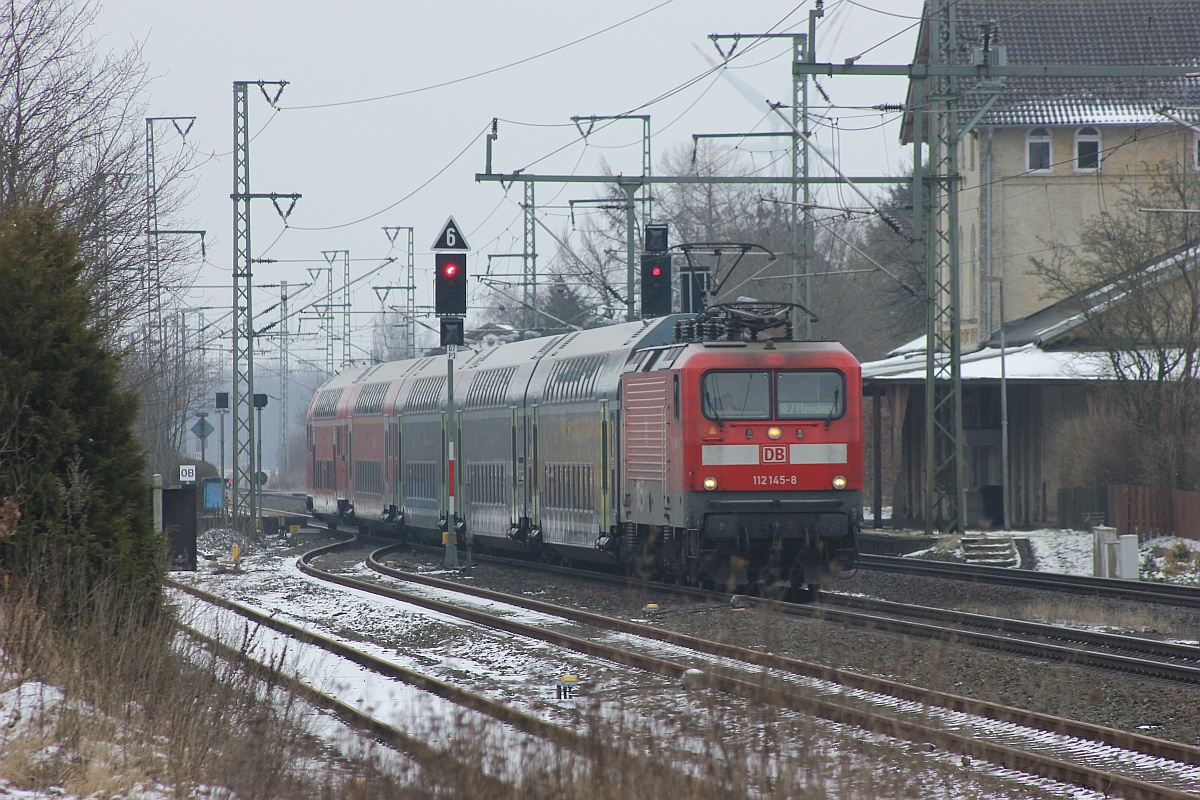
[832, 475, 848, 490]
[703, 476, 718, 491]
[767, 425, 782, 440]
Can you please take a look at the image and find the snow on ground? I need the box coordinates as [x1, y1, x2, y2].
[1023, 529, 1095, 576]
[898, 525, 1200, 583]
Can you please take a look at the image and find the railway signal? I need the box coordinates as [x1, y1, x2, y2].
[642, 223, 671, 318]
[434, 252, 467, 315]
[440, 316, 465, 347]
[640, 253, 672, 317]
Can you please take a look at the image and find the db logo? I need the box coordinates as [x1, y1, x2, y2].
[761, 444, 788, 464]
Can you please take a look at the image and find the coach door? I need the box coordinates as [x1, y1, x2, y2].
[600, 399, 612, 535]
[392, 420, 403, 517]
[530, 404, 541, 534]
[510, 407, 520, 531]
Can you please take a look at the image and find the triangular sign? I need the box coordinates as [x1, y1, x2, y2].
[431, 216, 469, 251]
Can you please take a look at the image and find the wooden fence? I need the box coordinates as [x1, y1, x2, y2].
[1061, 484, 1200, 541]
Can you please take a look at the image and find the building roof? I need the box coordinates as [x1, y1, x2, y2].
[904, 0, 1200, 135]
[868, 242, 1200, 383]
[977, 242, 1200, 348]
[864, 341, 1114, 383]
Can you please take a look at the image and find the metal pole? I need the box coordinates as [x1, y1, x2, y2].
[231, 82, 253, 533]
[983, 274, 1010, 529]
[444, 345, 459, 567]
[197, 412, 208, 466]
[255, 403, 264, 534]
[153, 473, 163, 536]
[279, 281, 289, 482]
[624, 184, 637, 320]
[523, 182, 537, 333]
[218, 409, 227, 526]
[999, 284, 1010, 529]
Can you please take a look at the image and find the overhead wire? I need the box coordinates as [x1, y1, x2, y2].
[277, 1, 679, 112]
[287, 121, 492, 232]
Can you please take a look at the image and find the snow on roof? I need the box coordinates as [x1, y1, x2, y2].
[864, 342, 1115, 382]
[984, 103, 1195, 127]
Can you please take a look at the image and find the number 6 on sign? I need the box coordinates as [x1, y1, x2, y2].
[432, 216, 470, 252]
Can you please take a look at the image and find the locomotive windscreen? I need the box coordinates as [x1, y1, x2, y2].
[777, 371, 845, 419]
[701, 371, 770, 420]
[702, 369, 846, 421]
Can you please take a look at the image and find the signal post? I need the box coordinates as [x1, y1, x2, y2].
[433, 217, 468, 568]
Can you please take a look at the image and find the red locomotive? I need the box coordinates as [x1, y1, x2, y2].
[306, 303, 861, 600]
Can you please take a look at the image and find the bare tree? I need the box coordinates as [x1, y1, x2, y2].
[807, 178, 925, 359]
[0, 0, 202, 476]
[370, 308, 414, 362]
[1, 0, 194, 330]
[1033, 165, 1200, 489]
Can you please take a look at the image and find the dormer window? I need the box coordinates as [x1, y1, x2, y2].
[1027, 128, 1051, 172]
[1075, 127, 1101, 171]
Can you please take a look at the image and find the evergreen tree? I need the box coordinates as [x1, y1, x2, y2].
[0, 204, 159, 615]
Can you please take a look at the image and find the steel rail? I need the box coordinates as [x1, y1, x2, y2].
[182, 538, 712, 793]
[395, 537, 1200, 684]
[309, 544, 1200, 798]
[823, 592, 1200, 663]
[802, 598, 1200, 683]
[254, 520, 1200, 795]
[858, 554, 1200, 608]
[166, 578, 509, 794]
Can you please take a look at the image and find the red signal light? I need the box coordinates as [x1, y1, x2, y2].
[444, 263, 459, 277]
[652, 267, 662, 277]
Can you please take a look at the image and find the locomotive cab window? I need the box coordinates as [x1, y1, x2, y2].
[702, 371, 770, 420]
[777, 370, 845, 419]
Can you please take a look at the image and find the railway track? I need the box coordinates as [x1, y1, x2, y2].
[166, 578, 511, 794]
[295, 537, 1200, 798]
[169, 568, 714, 795]
[858, 553, 1200, 608]
[384, 534, 1200, 686]
[814, 592, 1200, 683]
[231, 519, 1200, 794]
[270, 518, 1200, 686]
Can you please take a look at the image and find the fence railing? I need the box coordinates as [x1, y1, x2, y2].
[1059, 484, 1200, 541]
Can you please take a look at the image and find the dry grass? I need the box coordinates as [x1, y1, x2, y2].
[0, 576, 369, 799]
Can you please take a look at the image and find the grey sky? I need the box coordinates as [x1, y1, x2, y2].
[97, 0, 924, 359]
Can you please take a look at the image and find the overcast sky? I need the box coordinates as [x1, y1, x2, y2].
[96, 0, 925, 368]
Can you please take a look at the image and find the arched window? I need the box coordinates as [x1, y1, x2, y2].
[1027, 128, 1051, 172]
[1075, 126, 1101, 171]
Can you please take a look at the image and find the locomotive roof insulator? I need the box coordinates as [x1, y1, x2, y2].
[674, 301, 814, 344]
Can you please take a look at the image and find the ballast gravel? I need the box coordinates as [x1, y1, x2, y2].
[353, 543, 1200, 748]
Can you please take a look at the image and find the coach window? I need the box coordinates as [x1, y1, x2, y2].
[777, 371, 845, 419]
[1027, 127, 1051, 172]
[1075, 126, 1100, 171]
[702, 371, 770, 420]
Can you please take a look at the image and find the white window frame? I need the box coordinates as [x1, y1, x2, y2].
[1027, 127, 1052, 173]
[1074, 126, 1101, 172]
